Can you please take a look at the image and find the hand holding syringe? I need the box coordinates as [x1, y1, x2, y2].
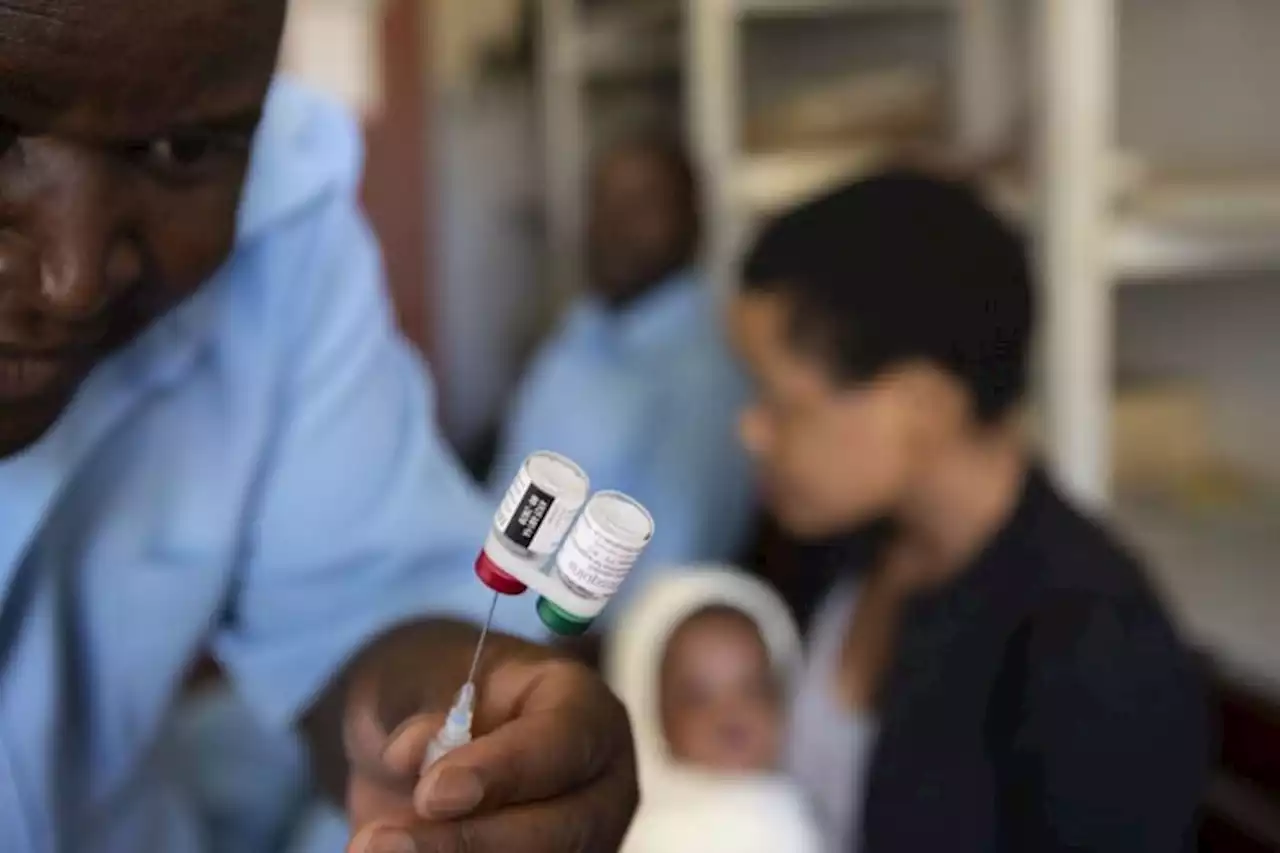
[425, 452, 655, 770]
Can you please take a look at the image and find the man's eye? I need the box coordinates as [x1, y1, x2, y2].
[152, 135, 214, 167]
[138, 132, 248, 176]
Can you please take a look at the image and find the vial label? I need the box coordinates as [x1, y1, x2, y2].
[529, 498, 581, 556]
[556, 512, 645, 601]
[494, 462, 580, 556]
[499, 481, 554, 550]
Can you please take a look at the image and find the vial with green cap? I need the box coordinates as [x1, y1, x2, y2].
[537, 491, 655, 636]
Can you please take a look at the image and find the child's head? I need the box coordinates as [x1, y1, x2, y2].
[731, 169, 1035, 539]
[659, 605, 782, 774]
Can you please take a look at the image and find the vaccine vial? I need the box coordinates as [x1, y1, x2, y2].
[537, 491, 655, 635]
[476, 451, 590, 595]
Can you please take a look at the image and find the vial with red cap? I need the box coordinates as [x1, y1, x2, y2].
[476, 451, 590, 595]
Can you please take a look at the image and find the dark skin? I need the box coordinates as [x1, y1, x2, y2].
[0, 0, 278, 457]
[659, 608, 782, 773]
[585, 141, 699, 309]
[0, 3, 637, 851]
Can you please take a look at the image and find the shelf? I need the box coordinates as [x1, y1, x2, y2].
[578, 2, 682, 79]
[1114, 489, 1280, 700]
[736, 143, 900, 214]
[581, 0, 681, 28]
[985, 169, 1280, 280]
[1114, 221, 1280, 280]
[739, 0, 952, 19]
[734, 156, 1280, 278]
[580, 33, 681, 80]
[1117, 173, 1280, 279]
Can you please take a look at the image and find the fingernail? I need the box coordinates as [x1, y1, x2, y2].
[420, 766, 485, 818]
[369, 830, 416, 853]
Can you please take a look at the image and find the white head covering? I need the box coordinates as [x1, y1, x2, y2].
[605, 565, 822, 853]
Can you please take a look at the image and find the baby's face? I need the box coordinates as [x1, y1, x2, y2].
[660, 607, 782, 773]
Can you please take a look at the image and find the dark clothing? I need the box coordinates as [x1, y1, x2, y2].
[858, 468, 1211, 852]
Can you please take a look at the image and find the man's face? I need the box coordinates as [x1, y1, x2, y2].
[586, 145, 697, 306]
[0, 0, 286, 458]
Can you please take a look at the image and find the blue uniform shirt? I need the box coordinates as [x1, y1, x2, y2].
[489, 273, 755, 590]
[0, 81, 516, 852]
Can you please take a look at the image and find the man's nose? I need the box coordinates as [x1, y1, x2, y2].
[14, 141, 143, 322]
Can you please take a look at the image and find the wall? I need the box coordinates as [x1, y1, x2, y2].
[429, 0, 544, 454]
[434, 83, 544, 453]
[1117, 0, 1280, 165]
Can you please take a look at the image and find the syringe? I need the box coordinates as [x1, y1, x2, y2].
[424, 590, 500, 768]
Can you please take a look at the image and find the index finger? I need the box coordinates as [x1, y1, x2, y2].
[414, 660, 632, 820]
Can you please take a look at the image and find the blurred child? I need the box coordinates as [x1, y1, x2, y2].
[606, 567, 822, 853]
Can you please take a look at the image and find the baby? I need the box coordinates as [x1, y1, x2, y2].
[607, 567, 822, 853]
[659, 604, 782, 773]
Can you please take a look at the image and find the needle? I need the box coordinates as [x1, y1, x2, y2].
[466, 590, 500, 687]
[424, 591, 501, 770]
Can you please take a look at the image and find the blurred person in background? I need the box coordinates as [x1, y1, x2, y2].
[490, 135, 754, 589]
[731, 170, 1210, 853]
[0, 2, 638, 852]
[606, 567, 821, 853]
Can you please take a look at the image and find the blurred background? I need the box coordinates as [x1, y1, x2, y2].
[284, 1, 1279, 848]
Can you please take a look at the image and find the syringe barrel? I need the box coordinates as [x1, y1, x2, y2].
[423, 684, 476, 771]
[425, 727, 471, 768]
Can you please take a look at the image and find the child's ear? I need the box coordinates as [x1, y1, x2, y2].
[885, 362, 967, 448]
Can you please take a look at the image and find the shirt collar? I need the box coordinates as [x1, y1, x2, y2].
[570, 269, 709, 354]
[236, 77, 362, 243]
[907, 464, 1051, 627]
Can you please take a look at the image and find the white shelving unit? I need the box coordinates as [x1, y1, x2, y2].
[1036, 0, 1116, 505]
[1034, 0, 1280, 694]
[683, 0, 1280, 690]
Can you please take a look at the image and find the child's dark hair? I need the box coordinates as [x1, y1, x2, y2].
[742, 169, 1035, 422]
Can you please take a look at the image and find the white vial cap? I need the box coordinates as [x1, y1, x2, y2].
[589, 491, 654, 549]
[526, 451, 589, 502]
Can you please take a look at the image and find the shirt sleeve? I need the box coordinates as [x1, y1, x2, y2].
[212, 194, 515, 731]
[1001, 596, 1211, 852]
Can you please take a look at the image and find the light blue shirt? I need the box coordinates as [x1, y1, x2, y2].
[490, 274, 755, 587]
[0, 81, 521, 852]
